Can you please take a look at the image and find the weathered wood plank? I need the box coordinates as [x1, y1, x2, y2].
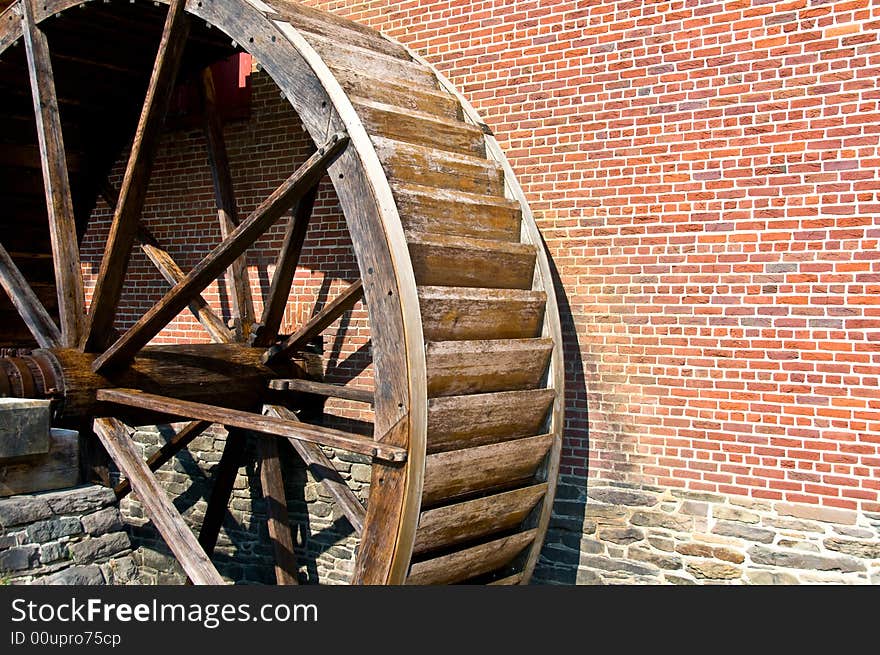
[268, 378, 374, 405]
[332, 67, 461, 120]
[418, 286, 546, 341]
[408, 232, 536, 290]
[427, 388, 555, 454]
[413, 484, 547, 556]
[97, 388, 406, 462]
[256, 435, 299, 585]
[422, 433, 554, 506]
[93, 417, 224, 585]
[0, 241, 61, 348]
[21, 0, 85, 347]
[114, 420, 212, 499]
[392, 181, 522, 242]
[373, 137, 504, 196]
[303, 31, 437, 89]
[488, 572, 524, 585]
[265, 404, 365, 535]
[406, 529, 536, 585]
[201, 67, 255, 340]
[354, 98, 484, 157]
[425, 338, 553, 398]
[253, 186, 317, 347]
[263, 279, 363, 364]
[276, 9, 409, 59]
[82, 0, 190, 352]
[198, 427, 245, 558]
[92, 134, 348, 373]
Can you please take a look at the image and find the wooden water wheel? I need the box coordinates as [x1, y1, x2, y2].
[0, 0, 564, 584]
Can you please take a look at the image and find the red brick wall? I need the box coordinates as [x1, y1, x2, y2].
[303, 0, 880, 513]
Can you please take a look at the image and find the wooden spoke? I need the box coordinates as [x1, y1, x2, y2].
[82, 0, 190, 352]
[93, 417, 224, 585]
[201, 67, 255, 340]
[97, 388, 407, 462]
[21, 0, 85, 347]
[263, 279, 364, 365]
[252, 186, 318, 347]
[137, 228, 235, 344]
[100, 181, 234, 344]
[198, 427, 246, 558]
[256, 436, 299, 585]
[0, 241, 61, 348]
[265, 405, 365, 535]
[114, 420, 212, 500]
[92, 134, 349, 373]
[268, 378, 374, 405]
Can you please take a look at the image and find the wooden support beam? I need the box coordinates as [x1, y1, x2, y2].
[268, 378, 374, 405]
[0, 241, 61, 348]
[21, 0, 85, 347]
[252, 186, 318, 347]
[92, 417, 224, 585]
[265, 405, 365, 535]
[114, 420, 212, 499]
[97, 388, 406, 463]
[198, 427, 246, 558]
[201, 68, 255, 340]
[256, 436, 299, 585]
[82, 0, 190, 352]
[100, 181, 234, 345]
[92, 134, 349, 373]
[263, 279, 364, 365]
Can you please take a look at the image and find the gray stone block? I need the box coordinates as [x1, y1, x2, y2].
[822, 537, 880, 560]
[68, 532, 131, 564]
[713, 505, 760, 524]
[712, 520, 775, 544]
[686, 561, 742, 580]
[748, 546, 865, 572]
[26, 517, 82, 543]
[597, 526, 644, 545]
[36, 565, 105, 585]
[39, 541, 67, 564]
[745, 569, 800, 585]
[0, 545, 38, 571]
[0, 496, 53, 528]
[628, 545, 682, 570]
[44, 485, 116, 515]
[579, 554, 659, 577]
[350, 463, 372, 483]
[0, 398, 51, 459]
[588, 487, 658, 507]
[81, 507, 124, 536]
[631, 510, 693, 531]
[576, 568, 603, 584]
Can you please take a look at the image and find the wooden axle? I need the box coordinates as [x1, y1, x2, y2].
[0, 343, 299, 422]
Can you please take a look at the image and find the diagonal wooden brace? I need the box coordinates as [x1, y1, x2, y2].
[92, 417, 224, 585]
[92, 133, 349, 373]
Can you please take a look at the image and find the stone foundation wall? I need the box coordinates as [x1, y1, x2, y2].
[0, 485, 137, 585]
[535, 479, 880, 585]
[121, 425, 363, 585]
